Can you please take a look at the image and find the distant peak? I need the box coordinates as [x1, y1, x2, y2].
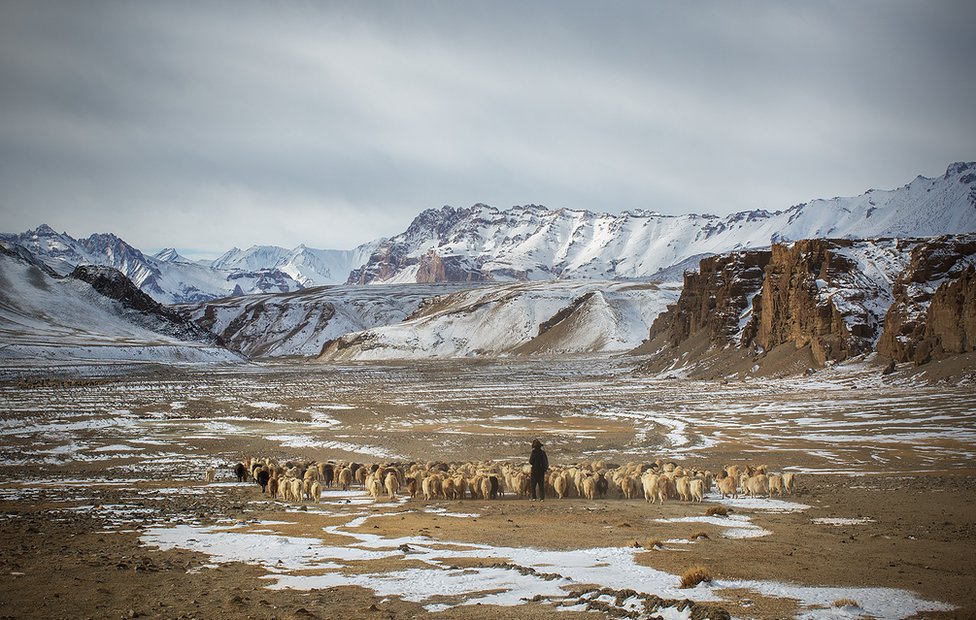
[154, 247, 184, 262]
[946, 161, 976, 179]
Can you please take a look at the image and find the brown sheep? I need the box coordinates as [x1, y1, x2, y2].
[716, 474, 737, 499]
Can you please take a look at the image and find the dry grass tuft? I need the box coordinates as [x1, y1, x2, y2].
[679, 565, 712, 588]
[689, 531, 710, 540]
[705, 505, 728, 517]
[645, 538, 664, 549]
[832, 598, 859, 608]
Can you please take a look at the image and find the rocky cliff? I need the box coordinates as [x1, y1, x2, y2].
[636, 237, 955, 377]
[876, 234, 976, 364]
[745, 239, 881, 366]
[647, 250, 771, 348]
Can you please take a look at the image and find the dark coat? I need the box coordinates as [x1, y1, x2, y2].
[529, 447, 549, 476]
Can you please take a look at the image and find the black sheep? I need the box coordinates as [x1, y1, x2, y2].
[234, 462, 246, 482]
[256, 468, 270, 492]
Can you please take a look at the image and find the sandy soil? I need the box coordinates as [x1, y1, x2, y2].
[0, 359, 973, 619]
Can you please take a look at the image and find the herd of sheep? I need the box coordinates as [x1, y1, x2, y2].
[209, 458, 798, 505]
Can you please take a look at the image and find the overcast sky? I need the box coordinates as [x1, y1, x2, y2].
[1, 1, 973, 258]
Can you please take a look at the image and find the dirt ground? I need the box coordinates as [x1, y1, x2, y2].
[0, 467, 973, 619]
[0, 360, 974, 619]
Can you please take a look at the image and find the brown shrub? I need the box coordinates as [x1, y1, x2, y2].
[646, 538, 664, 549]
[705, 505, 728, 517]
[680, 565, 712, 588]
[689, 531, 710, 540]
[832, 598, 859, 608]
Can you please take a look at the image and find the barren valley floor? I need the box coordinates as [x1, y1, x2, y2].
[0, 358, 973, 619]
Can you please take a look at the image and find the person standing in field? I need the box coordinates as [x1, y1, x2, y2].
[529, 439, 549, 501]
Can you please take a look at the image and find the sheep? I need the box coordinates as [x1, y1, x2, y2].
[742, 474, 769, 498]
[453, 474, 469, 500]
[422, 474, 442, 501]
[654, 475, 670, 504]
[783, 472, 797, 495]
[355, 465, 368, 488]
[255, 468, 270, 493]
[204, 467, 216, 484]
[366, 474, 382, 499]
[309, 480, 322, 503]
[595, 472, 609, 499]
[689, 478, 704, 503]
[675, 476, 691, 502]
[767, 474, 784, 497]
[716, 474, 737, 499]
[234, 462, 247, 483]
[288, 477, 303, 502]
[580, 475, 597, 500]
[619, 475, 640, 500]
[337, 467, 353, 491]
[384, 471, 399, 501]
[268, 475, 279, 499]
[641, 472, 659, 503]
[552, 472, 569, 499]
[318, 462, 335, 487]
[441, 476, 457, 500]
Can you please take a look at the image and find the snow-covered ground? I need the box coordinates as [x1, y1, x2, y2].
[0, 247, 238, 364]
[324, 280, 681, 360]
[0, 359, 971, 618]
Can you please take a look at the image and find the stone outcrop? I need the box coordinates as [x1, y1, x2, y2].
[639, 235, 976, 375]
[415, 250, 489, 283]
[876, 234, 976, 364]
[69, 264, 215, 343]
[744, 239, 867, 366]
[647, 250, 770, 347]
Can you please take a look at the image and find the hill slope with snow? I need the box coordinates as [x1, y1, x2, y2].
[319, 280, 681, 360]
[0, 226, 380, 304]
[350, 162, 976, 284]
[0, 245, 238, 364]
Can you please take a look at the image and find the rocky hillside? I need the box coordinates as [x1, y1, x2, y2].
[0, 244, 237, 363]
[876, 235, 976, 364]
[0, 225, 377, 304]
[320, 280, 680, 361]
[176, 283, 474, 358]
[636, 235, 976, 377]
[350, 163, 976, 284]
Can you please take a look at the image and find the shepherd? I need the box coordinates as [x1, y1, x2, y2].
[529, 439, 549, 501]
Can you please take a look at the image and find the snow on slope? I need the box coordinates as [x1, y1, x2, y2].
[212, 242, 380, 287]
[0, 226, 379, 304]
[0, 247, 238, 364]
[816, 239, 916, 347]
[351, 163, 976, 284]
[321, 281, 681, 360]
[178, 283, 479, 358]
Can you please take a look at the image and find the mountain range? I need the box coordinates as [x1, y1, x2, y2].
[3, 162, 974, 305]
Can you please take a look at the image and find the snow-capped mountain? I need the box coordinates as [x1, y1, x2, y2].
[0, 244, 237, 364]
[320, 280, 682, 360]
[212, 242, 380, 287]
[177, 279, 681, 359]
[0, 226, 378, 304]
[350, 162, 976, 284]
[177, 283, 478, 358]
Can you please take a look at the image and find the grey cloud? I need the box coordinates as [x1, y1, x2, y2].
[1, 1, 973, 254]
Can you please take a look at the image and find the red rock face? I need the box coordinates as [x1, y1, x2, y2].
[876, 235, 976, 364]
[747, 239, 862, 366]
[648, 250, 770, 347]
[645, 235, 976, 372]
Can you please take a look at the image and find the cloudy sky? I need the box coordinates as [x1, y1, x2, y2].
[1, 1, 973, 258]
